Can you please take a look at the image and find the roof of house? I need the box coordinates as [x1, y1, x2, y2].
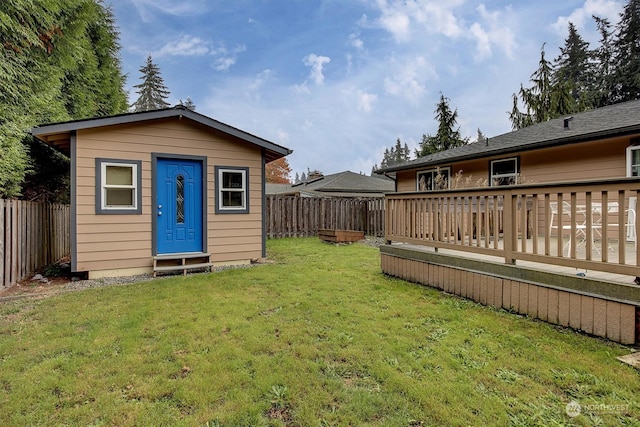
[377, 99, 640, 173]
[31, 105, 292, 163]
[269, 170, 394, 197]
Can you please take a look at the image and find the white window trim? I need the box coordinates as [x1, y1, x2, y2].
[216, 167, 248, 212]
[490, 157, 518, 186]
[95, 158, 142, 214]
[416, 167, 451, 191]
[626, 145, 640, 177]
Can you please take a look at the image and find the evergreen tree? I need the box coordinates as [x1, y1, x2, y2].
[376, 138, 411, 170]
[476, 128, 486, 144]
[179, 97, 196, 111]
[130, 55, 171, 112]
[611, 0, 640, 103]
[553, 22, 594, 110]
[593, 15, 616, 106]
[509, 44, 573, 129]
[0, 0, 127, 198]
[416, 94, 468, 157]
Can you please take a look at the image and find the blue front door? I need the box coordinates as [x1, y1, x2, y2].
[156, 158, 203, 254]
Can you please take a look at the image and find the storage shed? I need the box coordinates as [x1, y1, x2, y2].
[32, 106, 292, 278]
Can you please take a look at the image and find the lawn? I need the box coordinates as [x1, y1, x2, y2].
[0, 238, 638, 426]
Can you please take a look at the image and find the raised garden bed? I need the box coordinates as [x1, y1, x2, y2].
[318, 229, 365, 243]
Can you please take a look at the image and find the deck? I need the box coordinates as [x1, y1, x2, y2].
[381, 179, 640, 344]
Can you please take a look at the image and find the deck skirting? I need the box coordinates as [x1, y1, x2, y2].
[380, 245, 639, 345]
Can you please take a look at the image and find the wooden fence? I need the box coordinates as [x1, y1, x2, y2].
[1, 200, 70, 288]
[266, 195, 385, 238]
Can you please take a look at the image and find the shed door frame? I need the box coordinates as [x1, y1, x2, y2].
[152, 153, 208, 255]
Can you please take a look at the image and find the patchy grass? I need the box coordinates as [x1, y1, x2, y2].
[0, 238, 638, 426]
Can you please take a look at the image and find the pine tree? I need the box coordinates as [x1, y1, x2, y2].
[378, 138, 411, 169]
[476, 128, 486, 143]
[416, 94, 468, 157]
[1, 0, 127, 198]
[611, 0, 640, 103]
[593, 15, 616, 106]
[179, 97, 196, 111]
[509, 44, 573, 129]
[130, 55, 171, 112]
[553, 22, 593, 110]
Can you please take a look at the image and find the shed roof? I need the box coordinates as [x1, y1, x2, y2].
[31, 105, 292, 163]
[377, 99, 640, 173]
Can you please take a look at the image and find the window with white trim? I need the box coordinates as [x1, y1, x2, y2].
[627, 145, 640, 177]
[417, 167, 450, 191]
[490, 157, 519, 186]
[96, 159, 142, 214]
[215, 166, 249, 213]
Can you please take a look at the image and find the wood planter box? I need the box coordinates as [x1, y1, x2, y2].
[319, 229, 365, 243]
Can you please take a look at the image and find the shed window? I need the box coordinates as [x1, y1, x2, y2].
[627, 145, 640, 177]
[96, 159, 142, 214]
[417, 168, 450, 191]
[490, 158, 519, 186]
[215, 166, 249, 214]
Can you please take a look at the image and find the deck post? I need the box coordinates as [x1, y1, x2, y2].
[503, 190, 515, 264]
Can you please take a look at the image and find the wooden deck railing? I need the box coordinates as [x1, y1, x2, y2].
[385, 178, 640, 277]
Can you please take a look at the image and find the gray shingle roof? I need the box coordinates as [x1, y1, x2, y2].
[291, 171, 395, 194]
[32, 105, 292, 163]
[378, 99, 640, 173]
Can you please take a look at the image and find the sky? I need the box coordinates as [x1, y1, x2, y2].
[107, 0, 625, 179]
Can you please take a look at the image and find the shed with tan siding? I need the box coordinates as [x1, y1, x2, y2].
[32, 106, 292, 278]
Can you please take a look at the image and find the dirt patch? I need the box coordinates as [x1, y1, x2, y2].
[0, 276, 74, 300]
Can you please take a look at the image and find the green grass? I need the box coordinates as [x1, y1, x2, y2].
[0, 238, 638, 426]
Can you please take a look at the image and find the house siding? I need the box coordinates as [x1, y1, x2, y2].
[74, 118, 264, 275]
[397, 137, 630, 192]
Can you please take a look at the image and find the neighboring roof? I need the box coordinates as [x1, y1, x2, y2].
[31, 105, 292, 163]
[265, 183, 293, 195]
[377, 99, 640, 173]
[276, 171, 394, 197]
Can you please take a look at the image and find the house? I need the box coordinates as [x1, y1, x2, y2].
[377, 99, 640, 191]
[31, 106, 292, 278]
[375, 100, 640, 345]
[268, 170, 395, 198]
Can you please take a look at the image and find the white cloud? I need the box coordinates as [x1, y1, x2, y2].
[154, 35, 210, 57]
[292, 82, 311, 95]
[376, 1, 412, 42]
[552, 0, 623, 34]
[383, 56, 434, 105]
[131, 0, 207, 22]
[357, 90, 377, 113]
[303, 53, 331, 85]
[370, 0, 464, 42]
[249, 69, 275, 91]
[469, 4, 516, 61]
[153, 36, 246, 71]
[211, 44, 247, 71]
[349, 32, 365, 50]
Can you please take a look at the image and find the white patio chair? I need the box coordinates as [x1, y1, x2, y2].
[549, 201, 591, 255]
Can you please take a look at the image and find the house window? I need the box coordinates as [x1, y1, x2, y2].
[490, 157, 519, 186]
[627, 145, 640, 177]
[215, 166, 249, 213]
[96, 159, 142, 214]
[417, 168, 450, 191]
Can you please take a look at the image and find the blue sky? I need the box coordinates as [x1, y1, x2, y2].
[108, 0, 624, 179]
